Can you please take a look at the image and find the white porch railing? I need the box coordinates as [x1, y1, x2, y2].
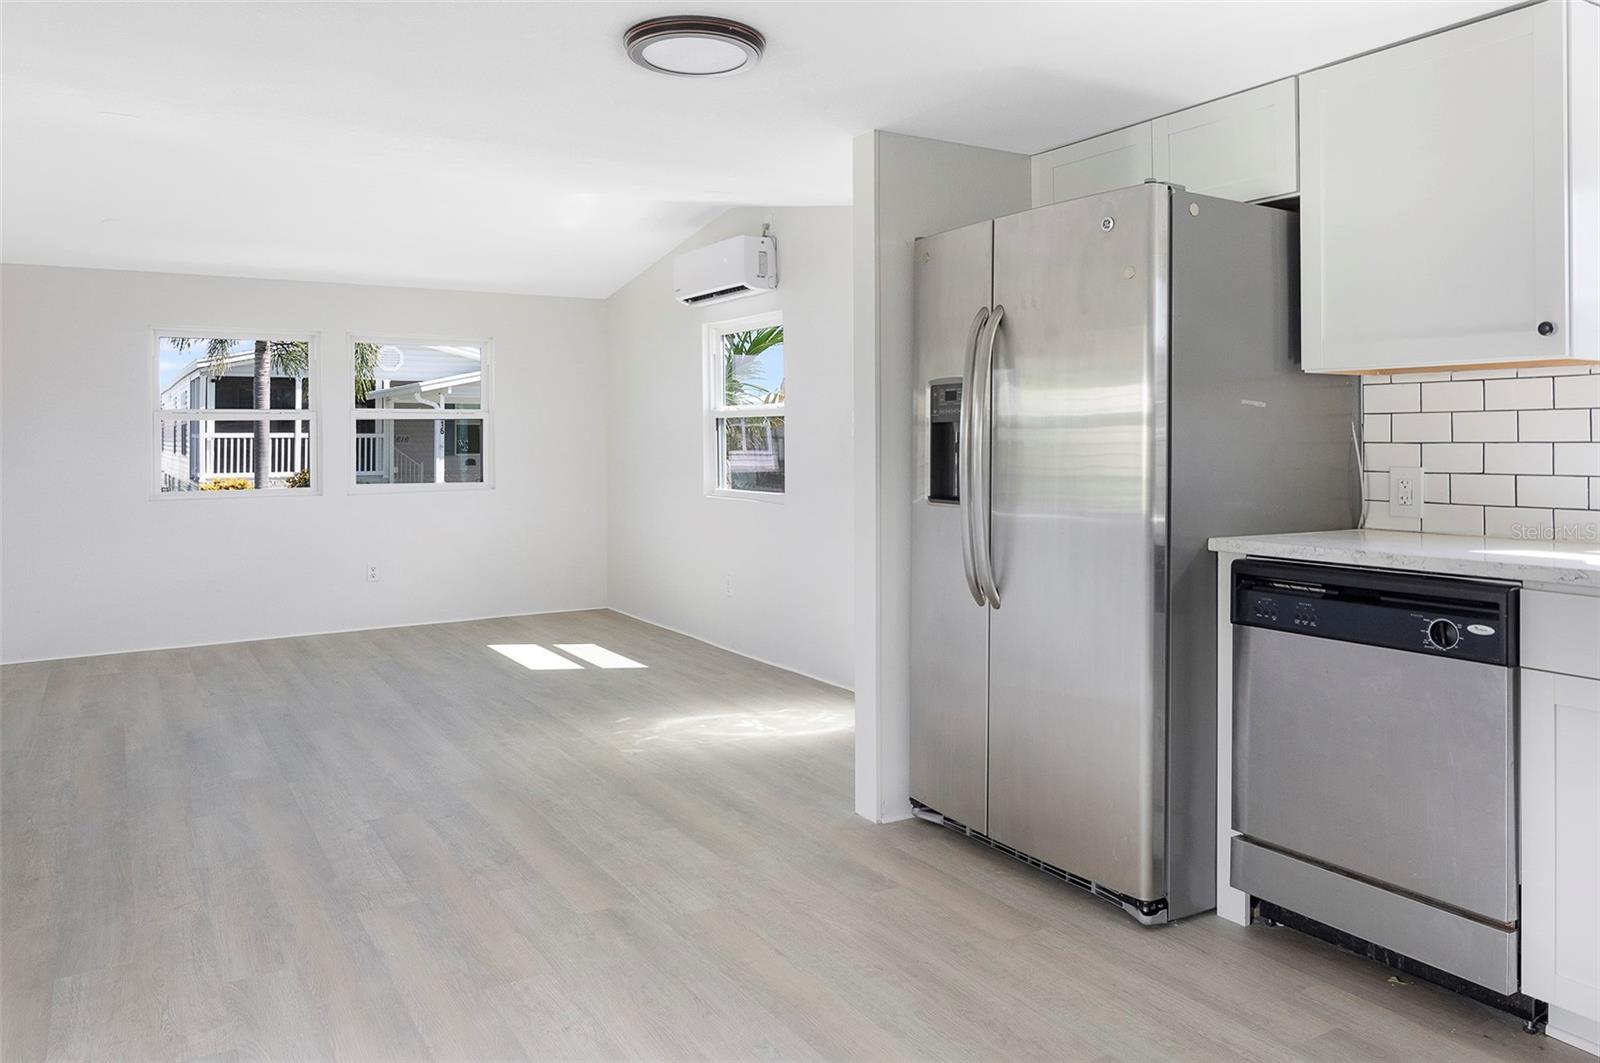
[208, 432, 309, 477]
[354, 432, 427, 483]
[356, 433, 380, 475]
[175, 430, 437, 486]
[393, 450, 427, 483]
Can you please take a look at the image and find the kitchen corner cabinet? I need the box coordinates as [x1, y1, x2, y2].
[1152, 79, 1298, 202]
[1299, 0, 1598, 374]
[1521, 665, 1600, 1048]
[1032, 124, 1152, 207]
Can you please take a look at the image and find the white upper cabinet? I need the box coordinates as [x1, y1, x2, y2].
[1300, 0, 1598, 374]
[1152, 79, 1298, 202]
[1031, 124, 1152, 207]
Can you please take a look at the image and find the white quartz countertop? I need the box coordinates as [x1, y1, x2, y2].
[1208, 529, 1600, 590]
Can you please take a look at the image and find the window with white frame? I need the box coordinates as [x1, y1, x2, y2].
[706, 314, 785, 496]
[155, 333, 315, 494]
[352, 339, 489, 487]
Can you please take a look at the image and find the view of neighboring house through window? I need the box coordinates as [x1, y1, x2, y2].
[353, 340, 487, 487]
[706, 313, 784, 496]
[156, 334, 315, 493]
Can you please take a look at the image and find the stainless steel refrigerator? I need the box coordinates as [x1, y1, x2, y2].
[910, 183, 1356, 923]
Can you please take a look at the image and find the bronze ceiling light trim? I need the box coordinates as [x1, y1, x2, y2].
[624, 16, 766, 77]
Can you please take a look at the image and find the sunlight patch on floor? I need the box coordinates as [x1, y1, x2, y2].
[555, 643, 647, 669]
[617, 706, 852, 751]
[488, 644, 583, 670]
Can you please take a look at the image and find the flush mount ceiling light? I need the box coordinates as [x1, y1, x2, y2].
[624, 16, 765, 78]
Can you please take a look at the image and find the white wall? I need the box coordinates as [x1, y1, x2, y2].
[603, 207, 854, 689]
[852, 132, 1031, 822]
[0, 264, 609, 663]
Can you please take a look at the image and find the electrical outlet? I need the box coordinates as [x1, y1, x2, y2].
[1390, 466, 1423, 518]
[367, 563, 380, 583]
[724, 574, 734, 598]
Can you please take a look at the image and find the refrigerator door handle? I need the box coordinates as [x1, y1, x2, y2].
[975, 304, 1004, 608]
[959, 306, 990, 606]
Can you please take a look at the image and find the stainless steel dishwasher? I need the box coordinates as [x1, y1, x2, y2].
[1229, 559, 1521, 995]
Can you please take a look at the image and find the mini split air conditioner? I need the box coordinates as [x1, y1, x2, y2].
[672, 235, 777, 306]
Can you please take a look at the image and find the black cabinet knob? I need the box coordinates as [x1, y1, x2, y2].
[1538, 320, 1556, 336]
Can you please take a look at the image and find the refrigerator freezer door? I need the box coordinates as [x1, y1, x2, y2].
[986, 184, 1169, 903]
[910, 220, 994, 831]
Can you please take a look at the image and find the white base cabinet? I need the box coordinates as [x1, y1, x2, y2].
[1521, 667, 1600, 1046]
[1299, 0, 1598, 373]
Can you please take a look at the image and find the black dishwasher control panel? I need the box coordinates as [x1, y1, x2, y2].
[1231, 559, 1517, 666]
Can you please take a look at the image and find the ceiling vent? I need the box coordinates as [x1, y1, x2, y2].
[672, 235, 777, 306]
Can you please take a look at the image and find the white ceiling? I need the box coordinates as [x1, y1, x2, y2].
[3, 1, 1510, 299]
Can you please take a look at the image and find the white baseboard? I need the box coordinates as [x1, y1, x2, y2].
[606, 606, 853, 692]
[1548, 1006, 1600, 1058]
[0, 603, 612, 667]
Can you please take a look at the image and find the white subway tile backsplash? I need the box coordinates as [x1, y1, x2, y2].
[1362, 383, 1420, 414]
[1484, 377, 1552, 410]
[1553, 509, 1600, 543]
[1450, 474, 1515, 506]
[1519, 408, 1592, 442]
[1421, 443, 1482, 473]
[1554, 443, 1600, 477]
[1453, 411, 1519, 441]
[1359, 367, 1599, 538]
[1421, 380, 1483, 411]
[1422, 504, 1485, 536]
[1365, 443, 1421, 471]
[1518, 475, 1590, 509]
[1484, 443, 1553, 475]
[1391, 412, 1453, 442]
[1484, 507, 1555, 540]
[1555, 374, 1600, 409]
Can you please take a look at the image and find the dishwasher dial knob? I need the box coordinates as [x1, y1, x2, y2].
[1427, 619, 1460, 650]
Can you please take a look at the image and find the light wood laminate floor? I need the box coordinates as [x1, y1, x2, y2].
[1, 610, 1581, 1062]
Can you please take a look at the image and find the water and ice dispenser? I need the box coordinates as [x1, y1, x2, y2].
[929, 379, 961, 504]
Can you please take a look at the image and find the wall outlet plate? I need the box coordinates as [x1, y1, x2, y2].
[1390, 466, 1424, 518]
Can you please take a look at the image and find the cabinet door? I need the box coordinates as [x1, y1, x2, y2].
[1521, 668, 1600, 1022]
[1300, 2, 1570, 372]
[1030, 124, 1152, 207]
[1152, 79, 1297, 202]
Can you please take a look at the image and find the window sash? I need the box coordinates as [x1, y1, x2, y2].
[154, 332, 317, 414]
[708, 412, 785, 496]
[348, 412, 491, 490]
[704, 312, 783, 412]
[153, 412, 316, 497]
